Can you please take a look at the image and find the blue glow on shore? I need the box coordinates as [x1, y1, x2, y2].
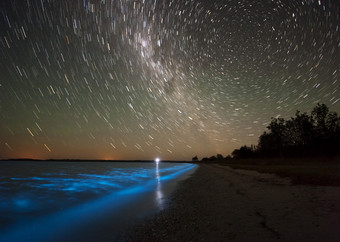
[0, 162, 197, 241]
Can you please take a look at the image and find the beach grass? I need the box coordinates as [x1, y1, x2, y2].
[218, 156, 340, 186]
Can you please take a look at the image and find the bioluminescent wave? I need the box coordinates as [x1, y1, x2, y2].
[0, 161, 197, 241]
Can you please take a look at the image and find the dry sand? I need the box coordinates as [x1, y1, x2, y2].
[127, 164, 340, 241]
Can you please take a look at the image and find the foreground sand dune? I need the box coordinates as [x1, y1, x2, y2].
[128, 164, 340, 241]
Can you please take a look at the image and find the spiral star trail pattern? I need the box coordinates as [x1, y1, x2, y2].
[0, 0, 339, 160]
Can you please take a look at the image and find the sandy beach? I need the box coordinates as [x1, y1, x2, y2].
[128, 164, 340, 241]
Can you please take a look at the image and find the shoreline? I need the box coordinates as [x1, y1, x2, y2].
[127, 164, 340, 241]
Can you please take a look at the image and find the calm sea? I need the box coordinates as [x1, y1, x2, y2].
[0, 161, 197, 241]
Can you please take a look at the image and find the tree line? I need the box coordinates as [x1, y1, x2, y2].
[193, 104, 340, 161]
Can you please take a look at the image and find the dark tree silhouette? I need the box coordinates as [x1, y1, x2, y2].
[256, 103, 340, 157]
[287, 112, 312, 145]
[266, 117, 287, 156]
[225, 155, 232, 160]
[199, 155, 223, 162]
[258, 132, 277, 156]
[192, 155, 199, 162]
[312, 103, 329, 136]
[216, 154, 224, 160]
[208, 104, 339, 160]
[209, 156, 217, 161]
[232, 145, 256, 159]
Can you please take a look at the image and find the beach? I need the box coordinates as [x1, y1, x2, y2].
[128, 163, 340, 241]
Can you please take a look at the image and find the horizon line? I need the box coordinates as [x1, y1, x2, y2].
[0, 158, 191, 162]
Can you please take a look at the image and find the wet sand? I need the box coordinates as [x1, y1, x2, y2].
[127, 164, 340, 241]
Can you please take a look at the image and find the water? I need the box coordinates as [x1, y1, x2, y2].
[0, 161, 197, 241]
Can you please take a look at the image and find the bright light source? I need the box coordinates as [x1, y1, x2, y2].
[155, 158, 160, 163]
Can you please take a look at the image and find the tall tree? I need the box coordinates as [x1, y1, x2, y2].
[311, 103, 329, 136]
[266, 118, 287, 156]
[286, 111, 314, 146]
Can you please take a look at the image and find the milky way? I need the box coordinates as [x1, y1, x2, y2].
[0, 0, 339, 160]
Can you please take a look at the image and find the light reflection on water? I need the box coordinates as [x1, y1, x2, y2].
[155, 160, 164, 210]
[0, 161, 196, 241]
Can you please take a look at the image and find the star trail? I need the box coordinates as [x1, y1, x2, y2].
[0, 0, 339, 160]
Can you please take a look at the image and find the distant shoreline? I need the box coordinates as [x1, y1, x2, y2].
[0, 159, 191, 163]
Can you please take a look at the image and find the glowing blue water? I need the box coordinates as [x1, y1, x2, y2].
[0, 161, 197, 241]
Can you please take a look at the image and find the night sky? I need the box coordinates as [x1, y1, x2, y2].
[0, 0, 339, 160]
